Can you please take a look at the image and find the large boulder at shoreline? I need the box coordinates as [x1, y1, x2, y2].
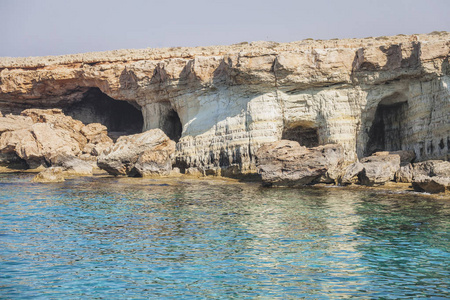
[395, 164, 414, 183]
[412, 160, 450, 178]
[412, 176, 449, 194]
[340, 161, 365, 185]
[21, 109, 88, 149]
[0, 109, 116, 170]
[411, 160, 450, 193]
[98, 129, 176, 176]
[256, 140, 344, 187]
[359, 153, 401, 186]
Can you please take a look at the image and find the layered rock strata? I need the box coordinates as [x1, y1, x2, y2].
[0, 33, 449, 174]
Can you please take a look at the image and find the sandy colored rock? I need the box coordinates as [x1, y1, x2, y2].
[50, 154, 93, 176]
[98, 129, 175, 176]
[340, 161, 365, 185]
[256, 140, 344, 187]
[359, 154, 401, 185]
[395, 164, 414, 183]
[31, 123, 81, 161]
[185, 167, 204, 177]
[389, 150, 416, 165]
[1, 33, 449, 173]
[0, 114, 34, 134]
[21, 109, 87, 149]
[32, 167, 65, 183]
[81, 123, 108, 138]
[411, 160, 450, 193]
[134, 149, 173, 176]
[412, 160, 450, 178]
[412, 175, 450, 194]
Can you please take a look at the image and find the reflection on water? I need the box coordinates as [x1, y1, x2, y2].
[0, 174, 449, 299]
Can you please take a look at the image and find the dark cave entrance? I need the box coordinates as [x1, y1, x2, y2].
[365, 101, 408, 156]
[161, 108, 182, 142]
[282, 124, 319, 148]
[64, 88, 144, 137]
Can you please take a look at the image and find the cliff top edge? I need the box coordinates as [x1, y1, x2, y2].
[1, 32, 449, 68]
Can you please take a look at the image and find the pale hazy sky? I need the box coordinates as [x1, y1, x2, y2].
[1, 0, 449, 57]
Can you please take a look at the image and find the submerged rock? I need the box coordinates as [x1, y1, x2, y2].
[32, 167, 65, 183]
[256, 140, 344, 187]
[51, 154, 94, 176]
[97, 129, 175, 176]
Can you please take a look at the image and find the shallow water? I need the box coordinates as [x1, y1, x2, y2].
[0, 174, 449, 299]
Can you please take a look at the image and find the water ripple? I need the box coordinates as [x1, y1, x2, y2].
[0, 174, 449, 299]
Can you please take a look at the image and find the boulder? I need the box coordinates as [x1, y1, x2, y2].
[340, 161, 364, 185]
[134, 149, 173, 176]
[80, 123, 114, 157]
[32, 167, 65, 183]
[256, 140, 344, 187]
[412, 175, 449, 194]
[316, 144, 345, 183]
[97, 129, 176, 176]
[359, 154, 401, 185]
[81, 123, 113, 144]
[185, 167, 204, 177]
[0, 129, 44, 168]
[0, 123, 81, 169]
[395, 164, 414, 183]
[83, 142, 112, 156]
[28, 123, 81, 164]
[411, 160, 450, 193]
[412, 160, 450, 178]
[0, 114, 34, 134]
[21, 109, 88, 149]
[389, 150, 416, 165]
[81, 123, 107, 138]
[51, 154, 93, 176]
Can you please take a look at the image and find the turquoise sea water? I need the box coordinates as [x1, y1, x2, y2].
[0, 173, 449, 299]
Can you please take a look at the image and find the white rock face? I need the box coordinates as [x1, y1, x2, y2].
[1, 33, 449, 174]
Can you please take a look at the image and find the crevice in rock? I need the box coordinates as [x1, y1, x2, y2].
[63, 87, 143, 139]
[161, 109, 182, 142]
[365, 100, 408, 156]
[282, 125, 319, 148]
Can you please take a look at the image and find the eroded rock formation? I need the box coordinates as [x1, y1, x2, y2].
[1, 33, 449, 174]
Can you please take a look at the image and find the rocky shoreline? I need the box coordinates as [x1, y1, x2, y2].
[1, 33, 449, 195]
[0, 108, 448, 195]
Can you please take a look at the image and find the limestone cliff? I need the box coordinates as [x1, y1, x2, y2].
[1, 33, 449, 174]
